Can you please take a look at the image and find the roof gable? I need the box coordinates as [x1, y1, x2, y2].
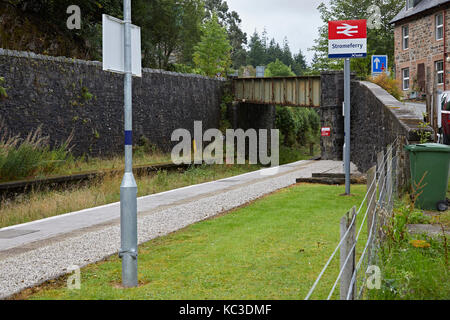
[390, 0, 450, 24]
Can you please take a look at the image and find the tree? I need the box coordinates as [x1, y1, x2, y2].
[247, 31, 266, 67]
[2, 0, 204, 69]
[310, 0, 403, 77]
[264, 59, 295, 77]
[265, 38, 284, 65]
[193, 13, 232, 77]
[280, 37, 294, 68]
[292, 49, 308, 76]
[136, 0, 204, 69]
[204, 0, 247, 69]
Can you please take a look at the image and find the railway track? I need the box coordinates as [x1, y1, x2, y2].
[0, 162, 198, 198]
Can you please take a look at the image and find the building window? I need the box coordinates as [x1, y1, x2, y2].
[402, 68, 410, 91]
[436, 13, 444, 40]
[436, 60, 444, 85]
[406, 0, 414, 10]
[402, 25, 409, 50]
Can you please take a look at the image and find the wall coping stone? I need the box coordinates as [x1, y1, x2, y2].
[358, 80, 429, 134]
[0, 47, 225, 82]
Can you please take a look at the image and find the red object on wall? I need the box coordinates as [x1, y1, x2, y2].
[321, 127, 331, 137]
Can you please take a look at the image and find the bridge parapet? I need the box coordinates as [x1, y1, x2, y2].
[232, 76, 321, 107]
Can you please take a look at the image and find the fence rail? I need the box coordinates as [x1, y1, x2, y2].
[305, 136, 406, 300]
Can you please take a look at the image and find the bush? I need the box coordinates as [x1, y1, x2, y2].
[370, 73, 402, 101]
[275, 106, 320, 148]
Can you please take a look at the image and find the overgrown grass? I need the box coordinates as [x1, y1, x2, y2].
[367, 235, 449, 300]
[20, 184, 366, 300]
[279, 144, 320, 165]
[367, 184, 450, 300]
[0, 164, 259, 228]
[0, 124, 72, 182]
[0, 122, 173, 182]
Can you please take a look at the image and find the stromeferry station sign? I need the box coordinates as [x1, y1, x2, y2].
[328, 19, 367, 58]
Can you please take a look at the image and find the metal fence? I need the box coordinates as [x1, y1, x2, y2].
[305, 136, 405, 300]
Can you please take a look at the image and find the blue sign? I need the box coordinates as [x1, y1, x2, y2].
[371, 55, 388, 74]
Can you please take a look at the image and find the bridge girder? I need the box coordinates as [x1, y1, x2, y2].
[232, 76, 321, 108]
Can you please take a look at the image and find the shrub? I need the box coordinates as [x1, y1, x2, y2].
[275, 107, 320, 148]
[370, 73, 402, 101]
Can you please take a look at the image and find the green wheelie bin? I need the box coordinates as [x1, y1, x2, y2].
[404, 143, 450, 211]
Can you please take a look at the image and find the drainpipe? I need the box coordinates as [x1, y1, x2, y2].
[444, 9, 447, 91]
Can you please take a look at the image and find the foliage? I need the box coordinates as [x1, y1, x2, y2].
[292, 50, 308, 76]
[247, 31, 266, 68]
[219, 90, 233, 133]
[204, 0, 247, 69]
[310, 0, 404, 77]
[416, 121, 432, 144]
[169, 63, 204, 75]
[135, 0, 205, 69]
[1, 0, 204, 69]
[0, 77, 7, 99]
[370, 72, 402, 101]
[0, 124, 72, 181]
[238, 65, 256, 77]
[81, 86, 93, 101]
[1, 0, 123, 60]
[368, 235, 449, 300]
[278, 144, 319, 165]
[246, 30, 309, 76]
[275, 107, 320, 148]
[264, 59, 295, 77]
[193, 13, 232, 77]
[368, 179, 450, 300]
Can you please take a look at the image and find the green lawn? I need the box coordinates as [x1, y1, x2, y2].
[23, 184, 366, 300]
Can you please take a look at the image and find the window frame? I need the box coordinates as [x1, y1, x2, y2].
[436, 60, 444, 85]
[406, 0, 414, 11]
[436, 13, 444, 41]
[402, 68, 410, 91]
[402, 25, 409, 50]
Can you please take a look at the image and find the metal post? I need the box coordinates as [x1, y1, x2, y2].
[344, 58, 351, 195]
[119, 0, 138, 288]
[340, 206, 356, 300]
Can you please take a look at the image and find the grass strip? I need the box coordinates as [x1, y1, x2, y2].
[20, 184, 366, 300]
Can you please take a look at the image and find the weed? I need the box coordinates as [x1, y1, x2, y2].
[0, 76, 7, 99]
[0, 121, 72, 181]
[416, 121, 432, 144]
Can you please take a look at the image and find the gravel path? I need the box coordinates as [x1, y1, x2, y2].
[0, 160, 353, 299]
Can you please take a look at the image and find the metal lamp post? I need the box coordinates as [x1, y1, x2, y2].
[119, 0, 138, 288]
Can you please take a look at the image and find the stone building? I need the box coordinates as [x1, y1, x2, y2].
[391, 0, 450, 98]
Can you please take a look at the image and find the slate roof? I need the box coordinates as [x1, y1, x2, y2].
[390, 0, 450, 24]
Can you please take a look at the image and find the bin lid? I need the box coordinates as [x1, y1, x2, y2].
[404, 143, 450, 152]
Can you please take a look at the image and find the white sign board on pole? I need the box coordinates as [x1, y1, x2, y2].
[102, 14, 142, 77]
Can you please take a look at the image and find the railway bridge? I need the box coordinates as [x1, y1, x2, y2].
[230, 71, 427, 173]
